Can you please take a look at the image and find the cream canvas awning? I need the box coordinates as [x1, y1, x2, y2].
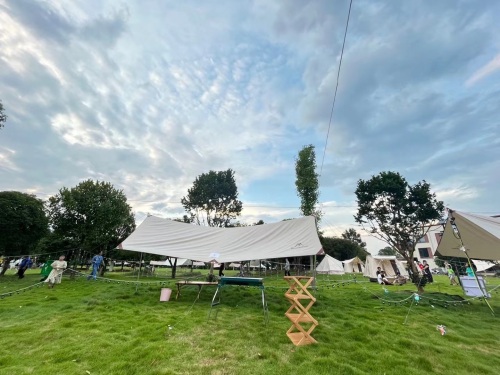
[118, 215, 324, 263]
[436, 211, 500, 261]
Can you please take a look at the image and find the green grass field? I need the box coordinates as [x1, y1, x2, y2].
[1, 268, 499, 375]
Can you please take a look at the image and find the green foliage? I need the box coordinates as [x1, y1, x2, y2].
[0, 99, 6, 129]
[341, 228, 366, 248]
[181, 169, 243, 227]
[0, 191, 48, 255]
[295, 145, 322, 224]
[320, 236, 367, 261]
[378, 246, 397, 256]
[46, 180, 135, 254]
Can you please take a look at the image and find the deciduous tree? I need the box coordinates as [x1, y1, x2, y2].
[181, 169, 243, 228]
[341, 228, 366, 248]
[378, 246, 397, 256]
[354, 171, 444, 291]
[0, 191, 48, 274]
[47, 180, 135, 273]
[320, 236, 367, 261]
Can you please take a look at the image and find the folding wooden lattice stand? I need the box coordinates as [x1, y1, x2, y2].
[284, 276, 318, 346]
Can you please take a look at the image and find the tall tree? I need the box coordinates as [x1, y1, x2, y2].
[0, 191, 48, 267]
[354, 171, 444, 291]
[295, 145, 322, 224]
[341, 228, 366, 248]
[0, 100, 6, 129]
[181, 169, 243, 228]
[47, 180, 135, 273]
[320, 236, 367, 261]
[378, 246, 397, 256]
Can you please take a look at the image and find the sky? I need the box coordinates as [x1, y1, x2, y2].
[1, 0, 499, 253]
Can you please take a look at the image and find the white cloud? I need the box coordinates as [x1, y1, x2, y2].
[1, 0, 499, 235]
[466, 53, 500, 86]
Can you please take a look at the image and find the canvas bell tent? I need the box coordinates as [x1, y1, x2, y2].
[343, 257, 365, 273]
[118, 215, 324, 262]
[436, 210, 500, 261]
[316, 254, 345, 275]
[363, 255, 408, 280]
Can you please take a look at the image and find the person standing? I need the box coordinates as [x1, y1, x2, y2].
[218, 262, 225, 277]
[284, 258, 291, 277]
[17, 256, 31, 279]
[422, 260, 433, 283]
[87, 252, 103, 280]
[44, 255, 67, 288]
[446, 264, 458, 285]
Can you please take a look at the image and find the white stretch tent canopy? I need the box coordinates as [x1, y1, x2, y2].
[363, 255, 408, 278]
[316, 254, 345, 275]
[119, 215, 324, 263]
[436, 211, 500, 260]
[343, 257, 365, 273]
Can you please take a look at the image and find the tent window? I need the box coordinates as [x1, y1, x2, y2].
[418, 247, 431, 258]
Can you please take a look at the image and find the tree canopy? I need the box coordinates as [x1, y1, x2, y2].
[0, 191, 48, 256]
[320, 236, 367, 261]
[354, 171, 444, 288]
[47, 180, 135, 255]
[181, 169, 243, 227]
[378, 246, 397, 256]
[341, 228, 366, 248]
[0, 99, 6, 129]
[295, 145, 322, 225]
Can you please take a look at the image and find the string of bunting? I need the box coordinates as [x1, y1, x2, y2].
[0, 281, 46, 299]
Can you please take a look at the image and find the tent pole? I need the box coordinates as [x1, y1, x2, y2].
[311, 255, 316, 289]
[136, 252, 143, 293]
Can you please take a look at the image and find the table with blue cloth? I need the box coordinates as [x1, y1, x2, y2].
[209, 276, 269, 323]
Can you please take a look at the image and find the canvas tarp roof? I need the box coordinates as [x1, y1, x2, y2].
[343, 256, 365, 273]
[436, 211, 500, 261]
[316, 254, 344, 275]
[118, 215, 323, 263]
[363, 255, 408, 278]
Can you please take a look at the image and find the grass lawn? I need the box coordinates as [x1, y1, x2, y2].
[1, 269, 499, 375]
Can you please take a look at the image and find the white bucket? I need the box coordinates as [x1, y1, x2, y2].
[160, 288, 172, 302]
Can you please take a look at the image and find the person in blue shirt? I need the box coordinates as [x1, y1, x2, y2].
[17, 256, 31, 279]
[87, 252, 104, 280]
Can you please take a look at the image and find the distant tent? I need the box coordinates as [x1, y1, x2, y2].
[150, 258, 192, 267]
[363, 255, 408, 279]
[249, 260, 266, 269]
[343, 257, 365, 273]
[436, 210, 500, 260]
[316, 254, 345, 275]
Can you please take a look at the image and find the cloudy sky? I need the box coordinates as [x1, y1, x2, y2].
[1, 0, 499, 253]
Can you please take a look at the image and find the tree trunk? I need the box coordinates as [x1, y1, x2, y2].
[171, 258, 178, 279]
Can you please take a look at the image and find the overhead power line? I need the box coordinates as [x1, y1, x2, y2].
[319, 0, 353, 178]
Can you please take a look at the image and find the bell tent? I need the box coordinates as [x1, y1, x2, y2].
[363, 255, 408, 280]
[316, 254, 345, 275]
[342, 257, 365, 273]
